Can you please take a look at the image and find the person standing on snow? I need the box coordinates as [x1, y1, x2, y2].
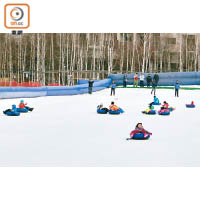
[153, 72, 159, 86]
[175, 80, 180, 97]
[151, 79, 157, 95]
[146, 74, 152, 87]
[139, 72, 145, 87]
[88, 79, 94, 94]
[133, 73, 138, 87]
[123, 73, 128, 87]
[110, 81, 116, 96]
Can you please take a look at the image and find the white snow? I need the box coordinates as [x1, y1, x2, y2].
[0, 88, 200, 166]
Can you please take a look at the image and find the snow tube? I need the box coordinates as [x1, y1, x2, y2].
[147, 110, 156, 115]
[3, 111, 20, 116]
[131, 133, 150, 140]
[109, 107, 124, 115]
[109, 110, 121, 115]
[97, 109, 107, 114]
[186, 104, 195, 108]
[169, 107, 175, 112]
[152, 102, 161, 105]
[16, 108, 29, 113]
[158, 110, 170, 115]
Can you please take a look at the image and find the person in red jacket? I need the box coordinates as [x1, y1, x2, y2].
[161, 101, 169, 110]
[130, 123, 152, 138]
[133, 73, 138, 87]
[19, 100, 27, 108]
[191, 101, 194, 105]
[18, 100, 34, 111]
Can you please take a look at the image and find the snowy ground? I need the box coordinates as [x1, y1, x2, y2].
[0, 87, 200, 166]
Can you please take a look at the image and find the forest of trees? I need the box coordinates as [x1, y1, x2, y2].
[0, 33, 200, 85]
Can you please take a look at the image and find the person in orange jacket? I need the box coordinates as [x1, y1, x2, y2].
[18, 100, 34, 111]
[19, 100, 27, 108]
[109, 101, 120, 111]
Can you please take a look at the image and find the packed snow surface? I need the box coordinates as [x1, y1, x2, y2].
[0, 88, 200, 166]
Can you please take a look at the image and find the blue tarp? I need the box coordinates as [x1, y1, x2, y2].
[108, 72, 200, 86]
[0, 79, 112, 99]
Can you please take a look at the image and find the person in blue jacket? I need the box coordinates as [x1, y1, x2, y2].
[110, 81, 116, 96]
[3, 104, 17, 114]
[153, 96, 160, 104]
[175, 80, 180, 97]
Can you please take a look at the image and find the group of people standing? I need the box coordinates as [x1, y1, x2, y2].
[88, 72, 180, 98]
[123, 72, 160, 88]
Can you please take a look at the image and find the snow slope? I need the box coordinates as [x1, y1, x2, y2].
[0, 87, 200, 166]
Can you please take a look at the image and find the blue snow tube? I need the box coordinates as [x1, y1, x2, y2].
[147, 110, 156, 115]
[97, 109, 107, 114]
[109, 107, 124, 115]
[109, 110, 121, 115]
[131, 133, 150, 140]
[169, 107, 175, 112]
[4, 111, 20, 116]
[152, 102, 161, 105]
[158, 111, 170, 115]
[16, 108, 29, 113]
[186, 104, 195, 108]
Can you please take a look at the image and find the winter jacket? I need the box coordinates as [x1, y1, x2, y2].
[130, 127, 152, 137]
[134, 75, 138, 81]
[175, 83, 180, 90]
[111, 83, 116, 89]
[162, 103, 169, 109]
[139, 74, 145, 81]
[146, 75, 152, 83]
[153, 74, 159, 83]
[19, 102, 27, 109]
[88, 80, 94, 87]
[109, 104, 119, 111]
[154, 97, 160, 104]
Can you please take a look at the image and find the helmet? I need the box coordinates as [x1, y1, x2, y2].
[20, 100, 24, 103]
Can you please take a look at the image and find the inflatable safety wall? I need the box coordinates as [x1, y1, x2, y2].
[0, 78, 112, 99]
[108, 72, 200, 86]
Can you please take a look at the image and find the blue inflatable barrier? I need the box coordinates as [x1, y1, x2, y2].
[108, 72, 200, 86]
[4, 111, 20, 116]
[186, 104, 195, 108]
[16, 108, 29, 113]
[131, 133, 150, 140]
[0, 87, 47, 99]
[97, 109, 108, 114]
[0, 79, 112, 99]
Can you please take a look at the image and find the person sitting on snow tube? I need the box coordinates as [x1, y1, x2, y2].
[109, 101, 124, 114]
[158, 101, 170, 115]
[97, 104, 109, 114]
[3, 104, 20, 116]
[142, 103, 156, 114]
[129, 123, 152, 139]
[160, 101, 169, 110]
[153, 96, 160, 105]
[186, 101, 195, 108]
[18, 100, 34, 112]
